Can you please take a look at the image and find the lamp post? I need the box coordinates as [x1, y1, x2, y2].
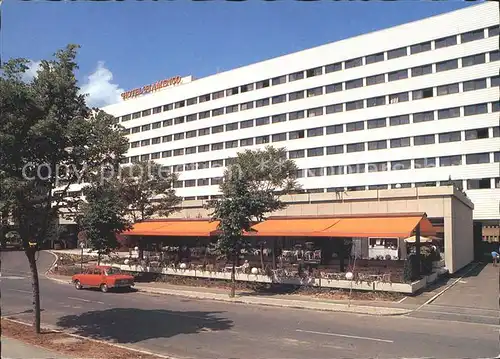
[80, 241, 85, 272]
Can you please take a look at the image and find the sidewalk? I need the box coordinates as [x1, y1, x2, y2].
[1, 337, 74, 359]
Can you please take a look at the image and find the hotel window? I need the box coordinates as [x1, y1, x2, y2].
[163, 103, 173, 111]
[467, 178, 491, 190]
[173, 148, 184, 156]
[494, 127, 500, 137]
[162, 135, 172, 142]
[187, 97, 197, 106]
[199, 94, 211, 103]
[345, 78, 363, 90]
[326, 103, 343, 114]
[132, 111, 141, 119]
[464, 103, 488, 116]
[326, 83, 343, 93]
[174, 132, 184, 141]
[436, 59, 458, 72]
[198, 161, 209, 169]
[186, 130, 196, 139]
[211, 177, 223, 186]
[435, 35, 457, 49]
[225, 140, 238, 149]
[226, 87, 239, 96]
[130, 156, 139, 163]
[466, 153, 490, 164]
[173, 181, 183, 188]
[366, 74, 385, 86]
[368, 140, 387, 150]
[240, 119, 254, 129]
[411, 64, 433, 77]
[211, 160, 223, 168]
[306, 67, 323, 78]
[326, 124, 343, 134]
[463, 78, 487, 92]
[325, 62, 342, 73]
[437, 83, 459, 96]
[462, 53, 485, 67]
[415, 157, 436, 169]
[326, 166, 344, 175]
[211, 142, 224, 151]
[390, 137, 410, 148]
[172, 164, 184, 173]
[413, 88, 434, 101]
[307, 86, 323, 97]
[289, 110, 305, 121]
[198, 178, 210, 186]
[162, 151, 172, 158]
[151, 152, 161, 160]
[346, 100, 364, 111]
[175, 100, 185, 109]
[256, 79, 270, 89]
[410, 41, 431, 54]
[142, 124, 151, 131]
[226, 122, 238, 131]
[198, 144, 209, 153]
[240, 138, 254, 147]
[307, 147, 324, 157]
[295, 169, 305, 178]
[307, 127, 324, 137]
[326, 145, 343, 155]
[387, 47, 407, 59]
[365, 52, 384, 64]
[272, 95, 286, 104]
[368, 162, 387, 172]
[440, 155, 461, 166]
[226, 104, 239, 114]
[240, 83, 254, 93]
[369, 185, 388, 190]
[141, 139, 150, 146]
[414, 134, 435, 145]
[495, 152, 500, 162]
[391, 160, 411, 171]
[415, 181, 436, 188]
[289, 130, 305, 140]
[389, 92, 409, 104]
[367, 96, 386, 107]
[388, 69, 408, 82]
[490, 51, 500, 62]
[307, 107, 323, 117]
[271, 75, 286, 86]
[152, 137, 161, 145]
[289, 90, 304, 101]
[174, 116, 185, 125]
[256, 135, 270, 145]
[141, 154, 150, 161]
[163, 119, 172, 127]
[240, 101, 254, 111]
[212, 90, 224, 100]
[347, 142, 365, 153]
[212, 108, 224, 117]
[256, 98, 270, 107]
[439, 131, 461, 143]
[199, 111, 210, 119]
[256, 117, 270, 126]
[198, 128, 210, 136]
[122, 114, 131, 121]
[438, 107, 460, 119]
[465, 128, 489, 140]
[212, 125, 224, 134]
[122, 128, 131, 135]
[345, 57, 363, 69]
[289, 71, 304, 82]
[272, 133, 287, 142]
[461, 29, 484, 43]
[186, 146, 197, 155]
[346, 121, 364, 132]
[186, 114, 197, 122]
[130, 141, 140, 148]
[289, 149, 305, 159]
[272, 114, 286, 123]
[132, 126, 140, 134]
[489, 25, 500, 37]
[307, 168, 324, 177]
[142, 109, 151, 117]
[347, 164, 365, 174]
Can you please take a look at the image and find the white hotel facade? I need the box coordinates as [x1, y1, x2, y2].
[100, 3, 499, 228]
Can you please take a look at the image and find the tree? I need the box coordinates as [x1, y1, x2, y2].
[0, 45, 128, 333]
[78, 182, 131, 265]
[207, 146, 299, 297]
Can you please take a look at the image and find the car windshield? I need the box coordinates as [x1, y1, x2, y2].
[105, 267, 122, 275]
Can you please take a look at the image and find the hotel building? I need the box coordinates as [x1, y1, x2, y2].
[96, 3, 499, 237]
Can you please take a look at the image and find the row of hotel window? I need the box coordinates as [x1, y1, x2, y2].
[123, 71, 499, 137]
[124, 103, 499, 157]
[118, 25, 499, 123]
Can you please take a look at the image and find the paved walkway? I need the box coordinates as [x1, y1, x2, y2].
[1, 337, 73, 359]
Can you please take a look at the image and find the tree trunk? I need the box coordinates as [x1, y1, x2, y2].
[97, 252, 101, 266]
[230, 252, 236, 298]
[272, 240, 277, 269]
[25, 248, 41, 334]
[260, 243, 265, 271]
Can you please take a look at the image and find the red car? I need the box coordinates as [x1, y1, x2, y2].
[72, 266, 135, 292]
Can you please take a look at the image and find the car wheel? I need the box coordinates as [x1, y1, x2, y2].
[74, 280, 82, 290]
[100, 284, 109, 293]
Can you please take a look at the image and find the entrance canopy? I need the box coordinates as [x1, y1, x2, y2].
[124, 219, 220, 237]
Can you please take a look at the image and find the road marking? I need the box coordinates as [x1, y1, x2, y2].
[6, 289, 31, 294]
[68, 297, 105, 305]
[397, 296, 407, 303]
[295, 329, 393, 343]
[1, 276, 26, 280]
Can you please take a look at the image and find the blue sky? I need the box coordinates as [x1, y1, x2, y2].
[3, 0, 475, 107]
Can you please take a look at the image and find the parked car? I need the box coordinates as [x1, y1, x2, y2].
[72, 266, 134, 292]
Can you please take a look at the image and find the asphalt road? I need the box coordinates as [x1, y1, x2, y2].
[1, 251, 499, 359]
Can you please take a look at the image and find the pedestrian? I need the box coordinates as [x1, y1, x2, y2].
[491, 250, 499, 266]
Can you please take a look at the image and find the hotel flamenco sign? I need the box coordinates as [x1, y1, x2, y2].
[121, 75, 182, 100]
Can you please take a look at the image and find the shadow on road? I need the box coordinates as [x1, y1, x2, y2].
[56, 308, 233, 343]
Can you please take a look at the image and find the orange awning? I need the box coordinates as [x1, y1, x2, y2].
[123, 220, 220, 237]
[250, 218, 339, 237]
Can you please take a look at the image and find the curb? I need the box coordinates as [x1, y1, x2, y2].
[2, 317, 177, 359]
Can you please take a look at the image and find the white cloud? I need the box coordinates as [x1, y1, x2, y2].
[79, 61, 124, 108]
[21, 60, 41, 83]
